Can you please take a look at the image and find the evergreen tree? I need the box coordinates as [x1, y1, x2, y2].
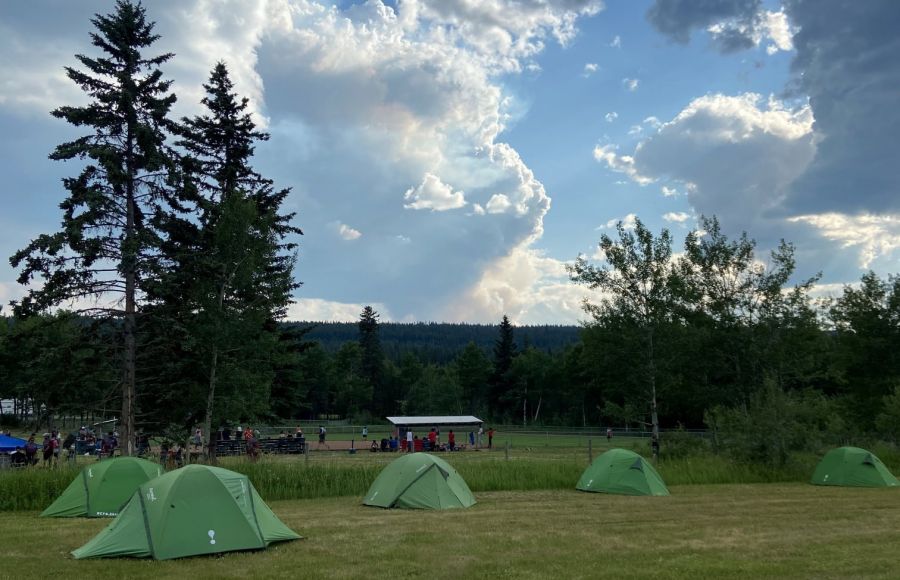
[156, 62, 300, 456]
[9, 1, 177, 454]
[489, 315, 518, 417]
[455, 342, 491, 415]
[358, 306, 387, 415]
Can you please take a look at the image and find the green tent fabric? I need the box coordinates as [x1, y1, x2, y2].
[72, 464, 300, 560]
[363, 453, 476, 510]
[41, 457, 162, 518]
[810, 447, 900, 488]
[576, 448, 670, 496]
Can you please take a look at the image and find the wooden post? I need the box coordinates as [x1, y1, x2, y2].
[305, 441, 309, 465]
[588, 438, 593, 464]
[505, 440, 510, 461]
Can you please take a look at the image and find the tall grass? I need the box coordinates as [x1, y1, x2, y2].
[658, 454, 813, 485]
[3, 445, 897, 513]
[457, 459, 584, 491]
[0, 466, 79, 511]
[225, 460, 381, 500]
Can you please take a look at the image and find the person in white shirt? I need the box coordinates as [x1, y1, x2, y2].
[406, 429, 414, 453]
[477, 426, 484, 449]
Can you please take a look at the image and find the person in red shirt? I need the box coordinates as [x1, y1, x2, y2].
[488, 427, 495, 449]
[448, 430, 456, 451]
[427, 428, 437, 451]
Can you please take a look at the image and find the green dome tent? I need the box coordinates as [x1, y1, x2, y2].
[363, 453, 476, 510]
[576, 448, 669, 496]
[72, 464, 300, 560]
[41, 457, 162, 518]
[811, 447, 900, 488]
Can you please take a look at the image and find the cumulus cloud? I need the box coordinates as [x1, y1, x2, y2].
[486, 194, 513, 214]
[661, 185, 679, 197]
[582, 62, 599, 77]
[663, 211, 691, 223]
[287, 298, 392, 322]
[610, 35, 621, 48]
[781, 0, 900, 215]
[337, 223, 362, 241]
[412, 0, 604, 72]
[403, 173, 467, 211]
[444, 246, 589, 324]
[595, 93, 815, 234]
[605, 111, 618, 122]
[593, 144, 654, 186]
[762, 9, 793, 54]
[636, 0, 900, 283]
[0, 0, 604, 322]
[622, 77, 640, 91]
[646, 1, 794, 55]
[787, 213, 900, 269]
[603, 213, 638, 230]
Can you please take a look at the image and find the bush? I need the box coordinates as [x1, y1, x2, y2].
[705, 381, 845, 467]
[660, 425, 709, 459]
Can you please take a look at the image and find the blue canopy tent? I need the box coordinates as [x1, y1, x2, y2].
[0, 434, 30, 453]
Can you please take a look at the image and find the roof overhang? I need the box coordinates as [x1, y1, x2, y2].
[386, 416, 484, 427]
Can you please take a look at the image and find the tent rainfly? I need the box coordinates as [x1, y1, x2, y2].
[810, 447, 900, 488]
[0, 434, 30, 454]
[576, 448, 670, 496]
[363, 453, 476, 510]
[42, 457, 162, 518]
[72, 464, 300, 560]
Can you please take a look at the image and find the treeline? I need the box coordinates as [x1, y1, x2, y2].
[293, 322, 579, 363]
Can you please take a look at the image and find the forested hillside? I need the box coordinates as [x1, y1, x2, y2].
[291, 322, 580, 363]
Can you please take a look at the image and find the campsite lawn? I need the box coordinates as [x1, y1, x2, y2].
[2, 483, 899, 579]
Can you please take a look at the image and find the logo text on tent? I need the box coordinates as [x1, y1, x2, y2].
[146, 488, 157, 502]
[208, 530, 216, 545]
[88, 468, 93, 478]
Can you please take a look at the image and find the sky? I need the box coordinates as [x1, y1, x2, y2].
[0, 0, 898, 324]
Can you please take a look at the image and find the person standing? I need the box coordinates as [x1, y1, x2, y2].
[448, 430, 456, 451]
[487, 427, 495, 449]
[25, 435, 38, 466]
[362, 425, 368, 440]
[51, 429, 61, 464]
[427, 428, 437, 451]
[406, 429, 414, 453]
[477, 426, 484, 449]
[468, 430, 475, 449]
[606, 427, 613, 442]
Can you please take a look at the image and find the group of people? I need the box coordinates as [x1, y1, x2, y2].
[7, 427, 114, 468]
[389, 425, 495, 453]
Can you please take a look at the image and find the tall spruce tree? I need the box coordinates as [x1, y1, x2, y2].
[358, 305, 386, 415]
[490, 315, 518, 417]
[9, 1, 177, 454]
[158, 62, 300, 457]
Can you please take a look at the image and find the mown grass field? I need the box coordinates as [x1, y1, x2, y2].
[2, 484, 900, 579]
